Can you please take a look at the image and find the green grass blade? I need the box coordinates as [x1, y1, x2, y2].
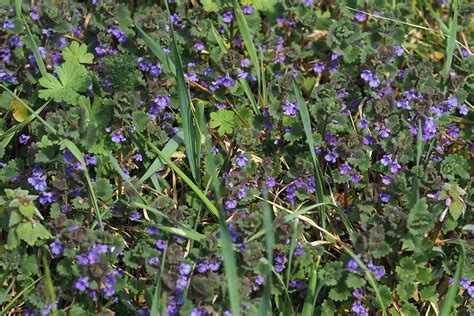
[165, 3, 201, 184]
[138, 131, 183, 185]
[202, 119, 240, 316]
[232, 0, 261, 85]
[285, 222, 301, 290]
[292, 79, 327, 230]
[135, 132, 220, 218]
[302, 256, 321, 316]
[15, 1, 48, 78]
[151, 244, 168, 315]
[156, 225, 205, 242]
[210, 22, 229, 53]
[62, 139, 103, 230]
[135, 24, 176, 76]
[442, 1, 458, 81]
[42, 255, 57, 316]
[209, 21, 259, 114]
[0, 278, 15, 305]
[258, 190, 274, 315]
[292, 79, 324, 204]
[0, 277, 43, 314]
[239, 78, 260, 114]
[440, 241, 466, 315]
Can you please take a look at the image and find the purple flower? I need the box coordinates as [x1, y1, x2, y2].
[149, 64, 162, 77]
[396, 99, 411, 110]
[367, 261, 385, 280]
[8, 35, 23, 48]
[347, 257, 361, 273]
[313, 62, 325, 73]
[50, 240, 64, 256]
[19, 134, 30, 144]
[324, 151, 338, 164]
[361, 70, 373, 81]
[393, 46, 404, 56]
[129, 211, 142, 221]
[241, 58, 251, 68]
[375, 125, 390, 138]
[352, 300, 369, 316]
[353, 288, 364, 299]
[294, 243, 304, 256]
[350, 172, 362, 183]
[103, 270, 120, 297]
[300, 0, 314, 6]
[194, 40, 205, 51]
[156, 239, 166, 250]
[265, 176, 276, 188]
[149, 257, 160, 266]
[282, 100, 298, 117]
[242, 5, 254, 15]
[457, 104, 468, 116]
[274, 253, 286, 272]
[178, 263, 191, 276]
[355, 12, 367, 22]
[225, 198, 237, 210]
[111, 131, 126, 143]
[380, 154, 392, 166]
[357, 119, 370, 129]
[108, 26, 127, 43]
[30, 7, 39, 21]
[389, 161, 401, 174]
[3, 19, 15, 29]
[196, 261, 209, 273]
[75, 276, 89, 291]
[40, 192, 57, 205]
[28, 166, 47, 192]
[381, 176, 392, 185]
[461, 48, 471, 58]
[208, 260, 220, 271]
[339, 162, 352, 175]
[235, 154, 248, 168]
[223, 11, 234, 24]
[147, 227, 160, 235]
[421, 117, 436, 141]
[380, 193, 391, 203]
[447, 124, 460, 138]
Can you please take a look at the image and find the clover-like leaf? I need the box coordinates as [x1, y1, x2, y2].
[16, 222, 51, 246]
[38, 62, 90, 105]
[407, 198, 434, 236]
[210, 109, 235, 136]
[62, 41, 94, 64]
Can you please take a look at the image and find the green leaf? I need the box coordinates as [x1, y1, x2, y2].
[18, 203, 36, 219]
[420, 285, 439, 303]
[62, 42, 94, 64]
[210, 109, 236, 135]
[201, 0, 221, 12]
[407, 198, 434, 235]
[449, 198, 464, 220]
[94, 178, 113, 202]
[249, 0, 281, 12]
[38, 62, 90, 105]
[346, 273, 366, 289]
[16, 222, 51, 246]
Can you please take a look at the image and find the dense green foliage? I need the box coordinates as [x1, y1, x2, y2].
[0, 0, 473, 315]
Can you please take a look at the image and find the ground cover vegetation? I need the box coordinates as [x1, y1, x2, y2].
[0, 0, 473, 315]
